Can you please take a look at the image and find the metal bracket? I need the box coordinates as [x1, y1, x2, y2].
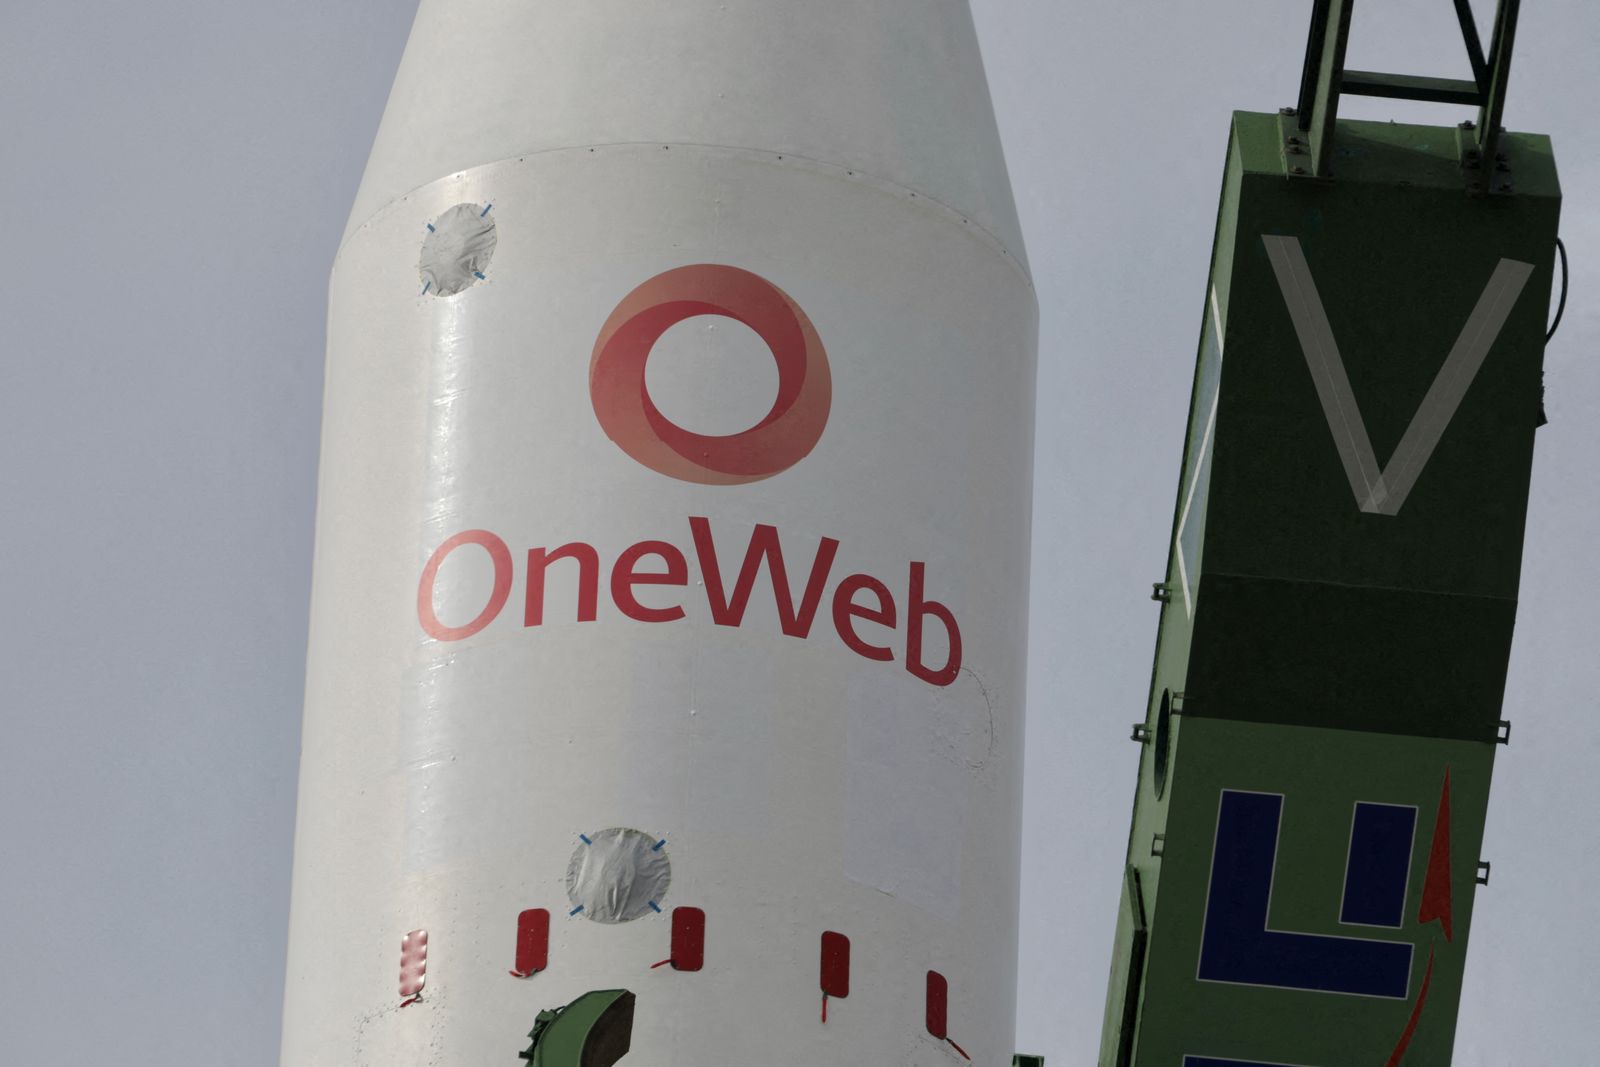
[1476, 860, 1492, 885]
[1292, 0, 1354, 178]
[1169, 691, 1185, 715]
[1150, 582, 1172, 604]
[1457, 121, 1515, 196]
[1496, 719, 1512, 745]
[1291, 0, 1522, 182]
[1458, 121, 1488, 193]
[1278, 110, 1326, 182]
[1150, 833, 1166, 859]
[1131, 724, 1151, 743]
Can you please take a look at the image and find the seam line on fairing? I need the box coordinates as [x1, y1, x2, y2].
[335, 140, 1035, 290]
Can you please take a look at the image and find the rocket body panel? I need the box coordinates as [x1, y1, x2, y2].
[344, 0, 1029, 271]
[283, 10, 1038, 1058]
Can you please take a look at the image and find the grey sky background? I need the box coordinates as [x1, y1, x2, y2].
[2, 2, 1595, 1064]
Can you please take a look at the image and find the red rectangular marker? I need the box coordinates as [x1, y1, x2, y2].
[399, 929, 428, 998]
[926, 970, 949, 1038]
[515, 908, 550, 975]
[670, 907, 705, 971]
[820, 931, 850, 998]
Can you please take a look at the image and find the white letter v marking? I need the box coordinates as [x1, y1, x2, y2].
[1262, 235, 1533, 516]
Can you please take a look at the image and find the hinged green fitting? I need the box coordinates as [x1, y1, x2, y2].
[517, 990, 635, 1067]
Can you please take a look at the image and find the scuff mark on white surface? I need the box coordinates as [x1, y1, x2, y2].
[844, 673, 982, 918]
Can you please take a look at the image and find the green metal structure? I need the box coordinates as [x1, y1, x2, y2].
[518, 990, 635, 1067]
[1097, 2, 1561, 1064]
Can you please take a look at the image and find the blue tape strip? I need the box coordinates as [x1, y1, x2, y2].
[652, 839, 667, 852]
[426, 223, 435, 232]
[420, 282, 431, 296]
[569, 905, 584, 916]
[473, 271, 486, 280]
[579, 834, 591, 845]
[480, 203, 493, 217]
[648, 901, 662, 913]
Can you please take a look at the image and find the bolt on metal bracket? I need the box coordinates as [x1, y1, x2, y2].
[1458, 121, 1515, 197]
[1278, 109, 1327, 181]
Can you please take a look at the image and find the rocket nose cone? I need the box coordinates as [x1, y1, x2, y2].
[343, 0, 1029, 275]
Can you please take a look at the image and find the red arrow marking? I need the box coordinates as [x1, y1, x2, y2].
[1417, 768, 1453, 941]
[1384, 945, 1435, 1066]
[946, 1037, 972, 1061]
[1384, 767, 1453, 1063]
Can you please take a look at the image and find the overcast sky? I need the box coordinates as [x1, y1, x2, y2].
[2, 2, 1596, 1064]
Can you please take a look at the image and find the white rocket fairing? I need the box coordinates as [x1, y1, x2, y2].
[282, 2, 1038, 1063]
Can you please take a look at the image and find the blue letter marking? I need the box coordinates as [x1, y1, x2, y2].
[1341, 801, 1417, 928]
[1198, 791, 1414, 998]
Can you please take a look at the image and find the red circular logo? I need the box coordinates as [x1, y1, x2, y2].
[590, 264, 830, 485]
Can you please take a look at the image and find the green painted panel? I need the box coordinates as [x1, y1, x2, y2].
[1097, 866, 1150, 1067]
[1207, 113, 1559, 604]
[1098, 110, 1559, 1066]
[1187, 573, 1515, 741]
[1132, 717, 1491, 1066]
[1184, 112, 1559, 742]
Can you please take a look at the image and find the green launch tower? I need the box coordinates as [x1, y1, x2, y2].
[1097, 2, 1563, 1064]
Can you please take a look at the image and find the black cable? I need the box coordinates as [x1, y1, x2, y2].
[1536, 237, 1568, 427]
[1546, 237, 1568, 343]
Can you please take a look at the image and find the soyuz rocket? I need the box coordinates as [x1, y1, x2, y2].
[281, 2, 1038, 1064]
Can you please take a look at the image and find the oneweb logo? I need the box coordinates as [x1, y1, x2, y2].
[416, 520, 964, 686]
[589, 263, 831, 484]
[415, 264, 963, 687]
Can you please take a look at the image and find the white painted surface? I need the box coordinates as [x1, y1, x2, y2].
[347, 0, 1029, 267]
[282, 4, 1036, 1063]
